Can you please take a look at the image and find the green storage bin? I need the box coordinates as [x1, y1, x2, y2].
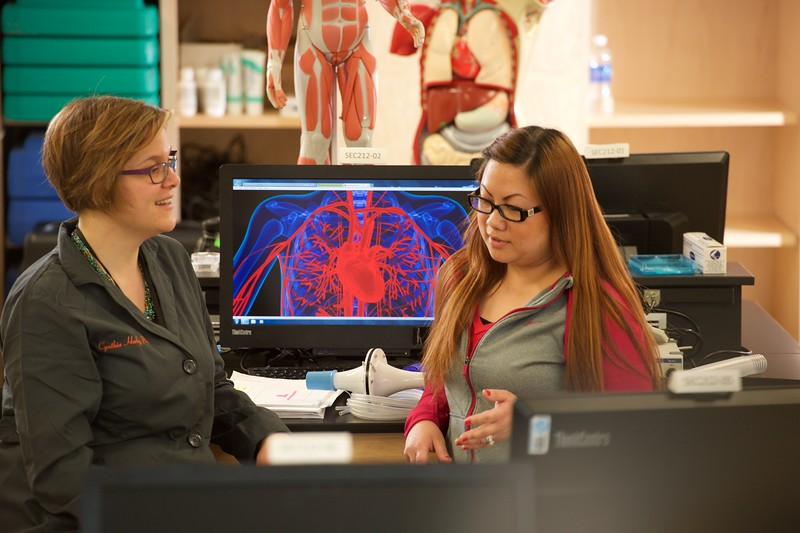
[2, 5, 158, 37]
[3, 37, 159, 66]
[17, 0, 144, 7]
[3, 93, 161, 122]
[4, 66, 160, 95]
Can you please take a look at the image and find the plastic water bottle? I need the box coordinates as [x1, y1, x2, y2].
[588, 34, 614, 114]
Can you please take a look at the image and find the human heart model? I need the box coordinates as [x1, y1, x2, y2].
[391, 0, 554, 164]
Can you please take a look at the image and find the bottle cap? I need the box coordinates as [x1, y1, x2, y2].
[592, 34, 608, 47]
[180, 67, 194, 82]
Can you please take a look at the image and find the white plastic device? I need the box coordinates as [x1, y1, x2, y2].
[682, 354, 767, 377]
[306, 348, 424, 397]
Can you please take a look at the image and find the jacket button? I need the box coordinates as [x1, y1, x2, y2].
[187, 433, 203, 448]
[182, 359, 198, 375]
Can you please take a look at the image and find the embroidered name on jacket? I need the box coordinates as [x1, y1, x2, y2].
[97, 336, 150, 352]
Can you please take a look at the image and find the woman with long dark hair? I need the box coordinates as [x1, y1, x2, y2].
[404, 126, 660, 464]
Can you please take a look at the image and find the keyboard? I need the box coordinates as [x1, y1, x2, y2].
[246, 361, 363, 380]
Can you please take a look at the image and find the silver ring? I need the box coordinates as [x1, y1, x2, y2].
[484, 435, 496, 447]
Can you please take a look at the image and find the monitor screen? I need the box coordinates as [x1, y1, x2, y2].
[82, 463, 536, 533]
[586, 152, 729, 254]
[219, 165, 476, 352]
[511, 386, 800, 533]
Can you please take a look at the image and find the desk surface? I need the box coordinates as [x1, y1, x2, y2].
[212, 433, 408, 464]
[742, 300, 800, 380]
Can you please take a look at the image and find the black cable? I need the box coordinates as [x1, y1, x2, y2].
[697, 348, 753, 366]
[653, 307, 704, 368]
[239, 348, 279, 373]
[654, 307, 702, 334]
[665, 327, 704, 367]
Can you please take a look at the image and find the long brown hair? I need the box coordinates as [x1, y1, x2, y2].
[422, 126, 660, 391]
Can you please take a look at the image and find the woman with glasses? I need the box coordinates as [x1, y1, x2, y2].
[404, 126, 660, 464]
[0, 96, 287, 532]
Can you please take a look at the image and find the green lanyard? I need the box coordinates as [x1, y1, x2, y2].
[70, 229, 156, 322]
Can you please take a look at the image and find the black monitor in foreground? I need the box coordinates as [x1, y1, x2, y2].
[218, 164, 475, 354]
[511, 387, 800, 533]
[82, 463, 536, 533]
[586, 152, 729, 254]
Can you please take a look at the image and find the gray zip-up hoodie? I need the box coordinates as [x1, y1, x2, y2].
[445, 276, 574, 463]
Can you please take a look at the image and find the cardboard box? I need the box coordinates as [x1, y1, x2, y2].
[683, 232, 726, 274]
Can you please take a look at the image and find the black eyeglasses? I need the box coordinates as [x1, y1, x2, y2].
[467, 191, 543, 222]
[119, 149, 178, 184]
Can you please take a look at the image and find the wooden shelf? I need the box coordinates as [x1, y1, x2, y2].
[3, 120, 48, 127]
[589, 101, 796, 129]
[178, 113, 301, 130]
[725, 215, 797, 249]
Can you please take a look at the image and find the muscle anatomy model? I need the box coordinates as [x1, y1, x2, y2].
[391, 0, 554, 164]
[267, 0, 425, 164]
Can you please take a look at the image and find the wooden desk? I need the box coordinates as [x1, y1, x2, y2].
[351, 433, 407, 463]
[742, 300, 800, 381]
[212, 432, 407, 464]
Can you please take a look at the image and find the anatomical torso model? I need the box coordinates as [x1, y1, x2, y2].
[391, 0, 554, 164]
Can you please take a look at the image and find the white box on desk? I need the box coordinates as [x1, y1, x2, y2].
[683, 232, 726, 274]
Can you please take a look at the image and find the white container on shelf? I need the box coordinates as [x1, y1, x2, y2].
[241, 49, 266, 116]
[222, 52, 243, 116]
[178, 67, 197, 118]
[203, 67, 227, 118]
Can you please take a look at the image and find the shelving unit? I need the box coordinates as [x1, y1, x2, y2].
[591, 0, 800, 337]
[4, 0, 796, 340]
[589, 101, 796, 129]
[724, 215, 797, 249]
[178, 113, 300, 130]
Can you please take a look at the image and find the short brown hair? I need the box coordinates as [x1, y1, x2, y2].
[42, 96, 170, 212]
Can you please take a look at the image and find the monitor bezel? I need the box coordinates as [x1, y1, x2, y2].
[218, 164, 477, 352]
[586, 151, 729, 252]
[82, 463, 537, 533]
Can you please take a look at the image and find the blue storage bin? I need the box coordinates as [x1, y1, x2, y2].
[7, 132, 58, 199]
[7, 198, 73, 246]
[2, 5, 159, 37]
[5, 264, 20, 296]
[17, 0, 144, 7]
[4, 66, 160, 95]
[3, 37, 160, 67]
[3, 93, 161, 122]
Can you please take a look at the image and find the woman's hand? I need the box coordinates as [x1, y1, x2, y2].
[455, 389, 517, 451]
[403, 420, 452, 464]
[256, 435, 273, 465]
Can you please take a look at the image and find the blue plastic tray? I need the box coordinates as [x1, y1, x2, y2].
[628, 254, 698, 276]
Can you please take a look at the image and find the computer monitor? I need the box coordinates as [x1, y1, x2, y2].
[219, 165, 476, 353]
[585, 152, 729, 254]
[511, 387, 800, 533]
[82, 463, 536, 533]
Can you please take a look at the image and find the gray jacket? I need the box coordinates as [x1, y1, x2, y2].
[0, 220, 287, 532]
[445, 276, 573, 463]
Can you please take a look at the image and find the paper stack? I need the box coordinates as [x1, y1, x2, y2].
[230, 370, 342, 419]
